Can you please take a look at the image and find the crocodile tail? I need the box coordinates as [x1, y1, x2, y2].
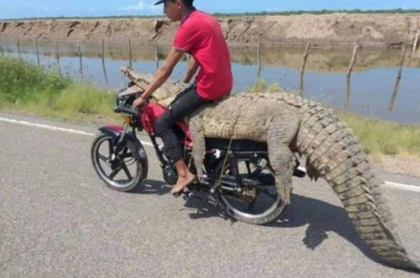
[293, 101, 420, 271]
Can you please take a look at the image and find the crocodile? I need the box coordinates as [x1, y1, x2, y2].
[122, 69, 420, 272]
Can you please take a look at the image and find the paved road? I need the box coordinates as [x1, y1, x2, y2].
[1, 113, 420, 278]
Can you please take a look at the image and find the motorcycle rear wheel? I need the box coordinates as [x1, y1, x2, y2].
[91, 133, 145, 192]
[216, 159, 287, 225]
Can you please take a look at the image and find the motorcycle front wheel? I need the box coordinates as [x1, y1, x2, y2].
[216, 159, 287, 225]
[91, 133, 145, 192]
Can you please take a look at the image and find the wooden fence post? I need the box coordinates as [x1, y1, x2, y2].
[154, 40, 160, 69]
[17, 37, 21, 59]
[35, 38, 40, 66]
[299, 42, 311, 96]
[77, 40, 84, 80]
[128, 39, 133, 68]
[389, 45, 407, 111]
[56, 39, 62, 76]
[102, 39, 108, 83]
[413, 31, 419, 57]
[344, 43, 360, 108]
[257, 41, 262, 78]
[0, 37, 3, 56]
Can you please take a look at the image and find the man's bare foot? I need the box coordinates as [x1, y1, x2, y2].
[171, 171, 195, 195]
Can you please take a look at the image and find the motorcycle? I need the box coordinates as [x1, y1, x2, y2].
[91, 80, 306, 225]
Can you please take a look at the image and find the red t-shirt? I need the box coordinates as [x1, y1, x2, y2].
[173, 10, 233, 100]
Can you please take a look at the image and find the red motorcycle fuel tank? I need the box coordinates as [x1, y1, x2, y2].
[140, 103, 193, 147]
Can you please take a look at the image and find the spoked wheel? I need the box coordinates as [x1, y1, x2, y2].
[217, 159, 287, 225]
[91, 133, 144, 192]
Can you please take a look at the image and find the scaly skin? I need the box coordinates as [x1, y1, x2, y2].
[188, 94, 300, 205]
[123, 69, 420, 272]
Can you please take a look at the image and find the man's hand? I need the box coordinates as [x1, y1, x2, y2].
[132, 96, 145, 108]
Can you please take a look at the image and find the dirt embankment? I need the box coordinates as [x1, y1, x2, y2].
[1, 13, 420, 48]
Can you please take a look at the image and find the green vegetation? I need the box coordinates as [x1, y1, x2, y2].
[249, 79, 291, 94]
[338, 112, 420, 157]
[0, 56, 118, 122]
[248, 79, 268, 93]
[0, 56, 419, 158]
[4, 9, 420, 21]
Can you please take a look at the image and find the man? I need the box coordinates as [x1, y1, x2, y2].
[132, 0, 233, 195]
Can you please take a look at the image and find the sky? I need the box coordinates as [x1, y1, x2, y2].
[0, 0, 419, 19]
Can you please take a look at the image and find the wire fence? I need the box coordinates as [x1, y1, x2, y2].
[1, 34, 419, 111]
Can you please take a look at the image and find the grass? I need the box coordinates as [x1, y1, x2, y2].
[337, 112, 420, 157]
[0, 56, 119, 123]
[248, 78, 283, 93]
[1, 56, 419, 158]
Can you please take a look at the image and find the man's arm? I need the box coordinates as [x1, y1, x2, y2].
[183, 55, 199, 84]
[133, 48, 185, 106]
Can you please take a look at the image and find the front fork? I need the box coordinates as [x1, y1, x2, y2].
[111, 124, 130, 161]
[99, 123, 149, 179]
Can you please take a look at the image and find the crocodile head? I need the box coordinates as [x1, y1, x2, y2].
[121, 67, 188, 107]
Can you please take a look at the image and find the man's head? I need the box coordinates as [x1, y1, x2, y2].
[154, 0, 194, 21]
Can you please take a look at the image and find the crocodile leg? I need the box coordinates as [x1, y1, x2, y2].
[267, 116, 300, 205]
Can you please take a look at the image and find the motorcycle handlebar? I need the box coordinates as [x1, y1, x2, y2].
[115, 103, 142, 116]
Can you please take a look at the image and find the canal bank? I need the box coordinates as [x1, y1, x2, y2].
[1, 13, 420, 49]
